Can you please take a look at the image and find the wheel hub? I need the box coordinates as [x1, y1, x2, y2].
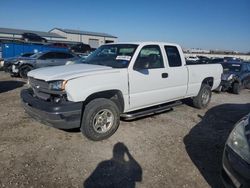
[93, 109, 114, 133]
[201, 90, 210, 104]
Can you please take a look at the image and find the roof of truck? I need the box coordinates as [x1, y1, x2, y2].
[104, 41, 179, 46]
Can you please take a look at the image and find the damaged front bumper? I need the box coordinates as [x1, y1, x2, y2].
[21, 89, 82, 129]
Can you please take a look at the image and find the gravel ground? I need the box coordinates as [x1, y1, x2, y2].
[0, 71, 250, 188]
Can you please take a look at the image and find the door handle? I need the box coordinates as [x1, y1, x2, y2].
[162, 73, 168, 78]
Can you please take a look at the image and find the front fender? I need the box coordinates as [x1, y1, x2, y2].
[65, 70, 129, 103]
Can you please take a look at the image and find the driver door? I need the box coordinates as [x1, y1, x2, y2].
[128, 45, 170, 110]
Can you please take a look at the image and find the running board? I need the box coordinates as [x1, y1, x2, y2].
[121, 101, 182, 120]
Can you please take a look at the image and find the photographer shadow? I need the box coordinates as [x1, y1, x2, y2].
[84, 142, 142, 188]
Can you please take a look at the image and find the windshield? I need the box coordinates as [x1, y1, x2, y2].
[222, 63, 242, 72]
[84, 44, 138, 68]
[21, 53, 34, 57]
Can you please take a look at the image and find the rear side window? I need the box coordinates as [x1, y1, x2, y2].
[164, 46, 182, 67]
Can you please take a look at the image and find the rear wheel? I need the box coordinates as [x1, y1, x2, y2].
[80, 98, 120, 141]
[19, 65, 33, 79]
[232, 82, 241, 94]
[192, 84, 212, 109]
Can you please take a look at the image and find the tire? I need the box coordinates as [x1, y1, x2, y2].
[192, 84, 212, 109]
[19, 65, 33, 79]
[80, 98, 120, 141]
[232, 82, 241, 94]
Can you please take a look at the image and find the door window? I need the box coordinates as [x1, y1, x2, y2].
[134, 45, 164, 69]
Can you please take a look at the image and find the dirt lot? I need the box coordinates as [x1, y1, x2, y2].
[0, 71, 250, 188]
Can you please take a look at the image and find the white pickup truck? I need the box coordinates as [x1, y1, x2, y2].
[21, 42, 223, 141]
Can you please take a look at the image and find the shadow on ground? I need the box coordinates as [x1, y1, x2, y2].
[84, 142, 142, 188]
[0, 80, 25, 93]
[184, 103, 250, 188]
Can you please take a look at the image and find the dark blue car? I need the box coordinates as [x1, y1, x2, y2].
[220, 62, 250, 94]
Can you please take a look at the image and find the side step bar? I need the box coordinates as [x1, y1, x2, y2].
[121, 101, 182, 120]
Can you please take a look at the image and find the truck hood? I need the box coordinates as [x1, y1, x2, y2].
[28, 64, 114, 81]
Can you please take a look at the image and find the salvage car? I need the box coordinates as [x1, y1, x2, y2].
[2, 52, 34, 72]
[221, 62, 250, 94]
[21, 42, 223, 141]
[11, 51, 79, 78]
[221, 113, 250, 188]
[21, 32, 47, 43]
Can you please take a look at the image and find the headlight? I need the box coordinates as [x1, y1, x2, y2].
[48, 80, 67, 91]
[227, 74, 234, 81]
[227, 116, 250, 163]
[0, 60, 4, 67]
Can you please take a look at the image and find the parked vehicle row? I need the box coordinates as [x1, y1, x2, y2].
[185, 55, 250, 94]
[186, 55, 243, 65]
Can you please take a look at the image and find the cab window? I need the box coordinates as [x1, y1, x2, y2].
[134, 45, 164, 69]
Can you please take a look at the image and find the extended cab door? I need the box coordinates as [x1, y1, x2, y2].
[162, 45, 188, 100]
[128, 45, 188, 111]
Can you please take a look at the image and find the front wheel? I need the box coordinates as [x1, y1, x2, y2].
[80, 98, 120, 141]
[232, 82, 241, 94]
[19, 65, 33, 79]
[192, 84, 212, 109]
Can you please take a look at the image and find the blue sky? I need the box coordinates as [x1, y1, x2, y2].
[0, 0, 249, 52]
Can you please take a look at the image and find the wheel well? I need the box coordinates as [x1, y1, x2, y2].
[202, 77, 214, 88]
[85, 90, 125, 113]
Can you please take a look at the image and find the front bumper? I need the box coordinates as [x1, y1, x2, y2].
[221, 145, 250, 188]
[221, 80, 233, 90]
[21, 89, 82, 129]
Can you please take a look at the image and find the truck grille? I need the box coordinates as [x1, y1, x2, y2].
[28, 77, 65, 102]
[29, 77, 49, 90]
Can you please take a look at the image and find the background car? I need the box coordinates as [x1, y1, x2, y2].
[186, 56, 199, 62]
[10, 51, 79, 78]
[209, 58, 224, 64]
[220, 62, 250, 94]
[3, 52, 35, 72]
[221, 113, 250, 188]
[69, 42, 91, 54]
[21, 32, 47, 43]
